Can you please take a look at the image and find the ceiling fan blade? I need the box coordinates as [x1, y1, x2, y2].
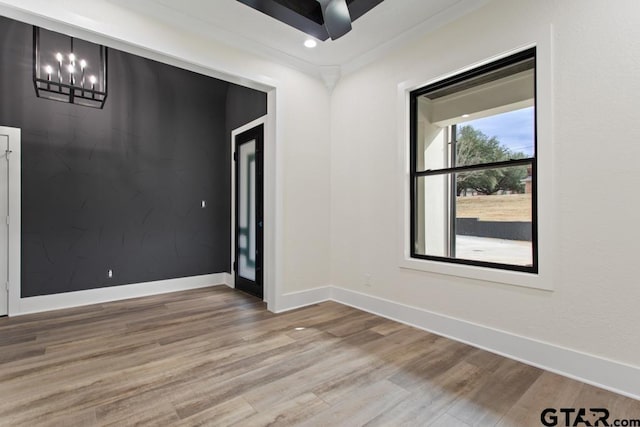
[317, 0, 352, 40]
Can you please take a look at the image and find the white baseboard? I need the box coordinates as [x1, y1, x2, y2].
[275, 286, 332, 313]
[224, 273, 235, 288]
[13, 273, 232, 316]
[330, 286, 640, 400]
[11, 278, 640, 399]
[274, 285, 640, 400]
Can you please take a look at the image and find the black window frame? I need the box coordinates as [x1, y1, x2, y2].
[409, 47, 538, 274]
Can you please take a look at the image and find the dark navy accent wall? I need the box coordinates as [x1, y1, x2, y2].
[224, 84, 269, 272]
[0, 16, 266, 297]
[226, 84, 268, 132]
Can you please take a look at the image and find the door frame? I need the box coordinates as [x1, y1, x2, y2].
[0, 5, 284, 314]
[233, 122, 264, 299]
[231, 116, 267, 298]
[0, 126, 21, 316]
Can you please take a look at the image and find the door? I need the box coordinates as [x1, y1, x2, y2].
[0, 129, 11, 316]
[234, 124, 264, 299]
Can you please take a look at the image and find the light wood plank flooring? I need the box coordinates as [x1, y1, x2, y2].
[0, 286, 638, 426]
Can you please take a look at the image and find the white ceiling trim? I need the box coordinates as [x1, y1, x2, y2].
[103, 0, 491, 80]
[0, 0, 277, 92]
[0, 0, 492, 82]
[105, 0, 326, 78]
[341, 0, 491, 75]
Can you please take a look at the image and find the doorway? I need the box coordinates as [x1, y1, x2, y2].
[234, 124, 264, 299]
[0, 126, 20, 316]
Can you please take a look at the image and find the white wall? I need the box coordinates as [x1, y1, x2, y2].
[0, 0, 332, 300]
[331, 0, 640, 368]
[5, 0, 640, 389]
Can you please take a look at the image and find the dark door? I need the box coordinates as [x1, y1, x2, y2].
[234, 124, 264, 298]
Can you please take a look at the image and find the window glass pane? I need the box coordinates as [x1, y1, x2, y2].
[415, 100, 449, 172]
[414, 174, 450, 258]
[415, 164, 533, 267]
[414, 54, 534, 172]
[411, 48, 537, 272]
[456, 165, 533, 267]
[454, 107, 534, 170]
[458, 107, 535, 161]
[238, 139, 256, 281]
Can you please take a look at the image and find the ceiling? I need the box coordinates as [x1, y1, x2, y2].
[106, 0, 489, 78]
[236, 0, 385, 41]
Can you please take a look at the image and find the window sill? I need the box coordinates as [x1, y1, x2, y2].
[399, 256, 553, 291]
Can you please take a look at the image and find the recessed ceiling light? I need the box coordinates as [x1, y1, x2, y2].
[304, 39, 317, 48]
[462, 114, 470, 118]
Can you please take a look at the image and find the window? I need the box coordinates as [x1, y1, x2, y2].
[410, 48, 537, 273]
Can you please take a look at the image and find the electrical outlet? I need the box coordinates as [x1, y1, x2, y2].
[108, 269, 113, 278]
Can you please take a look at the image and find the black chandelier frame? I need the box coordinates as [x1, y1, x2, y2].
[32, 26, 109, 109]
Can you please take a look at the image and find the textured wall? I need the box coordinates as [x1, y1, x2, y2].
[226, 84, 268, 132]
[0, 16, 265, 297]
[330, 0, 640, 367]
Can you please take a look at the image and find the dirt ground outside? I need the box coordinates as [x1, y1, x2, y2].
[456, 194, 531, 222]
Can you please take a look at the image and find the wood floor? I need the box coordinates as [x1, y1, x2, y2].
[0, 287, 638, 426]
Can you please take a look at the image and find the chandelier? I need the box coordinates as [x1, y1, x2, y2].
[32, 27, 108, 109]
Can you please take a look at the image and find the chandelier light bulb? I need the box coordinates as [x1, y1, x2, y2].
[33, 26, 108, 108]
[44, 64, 53, 83]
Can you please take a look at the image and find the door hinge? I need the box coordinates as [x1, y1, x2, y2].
[233, 152, 237, 161]
[5, 282, 9, 292]
[5, 216, 9, 225]
[233, 261, 236, 272]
